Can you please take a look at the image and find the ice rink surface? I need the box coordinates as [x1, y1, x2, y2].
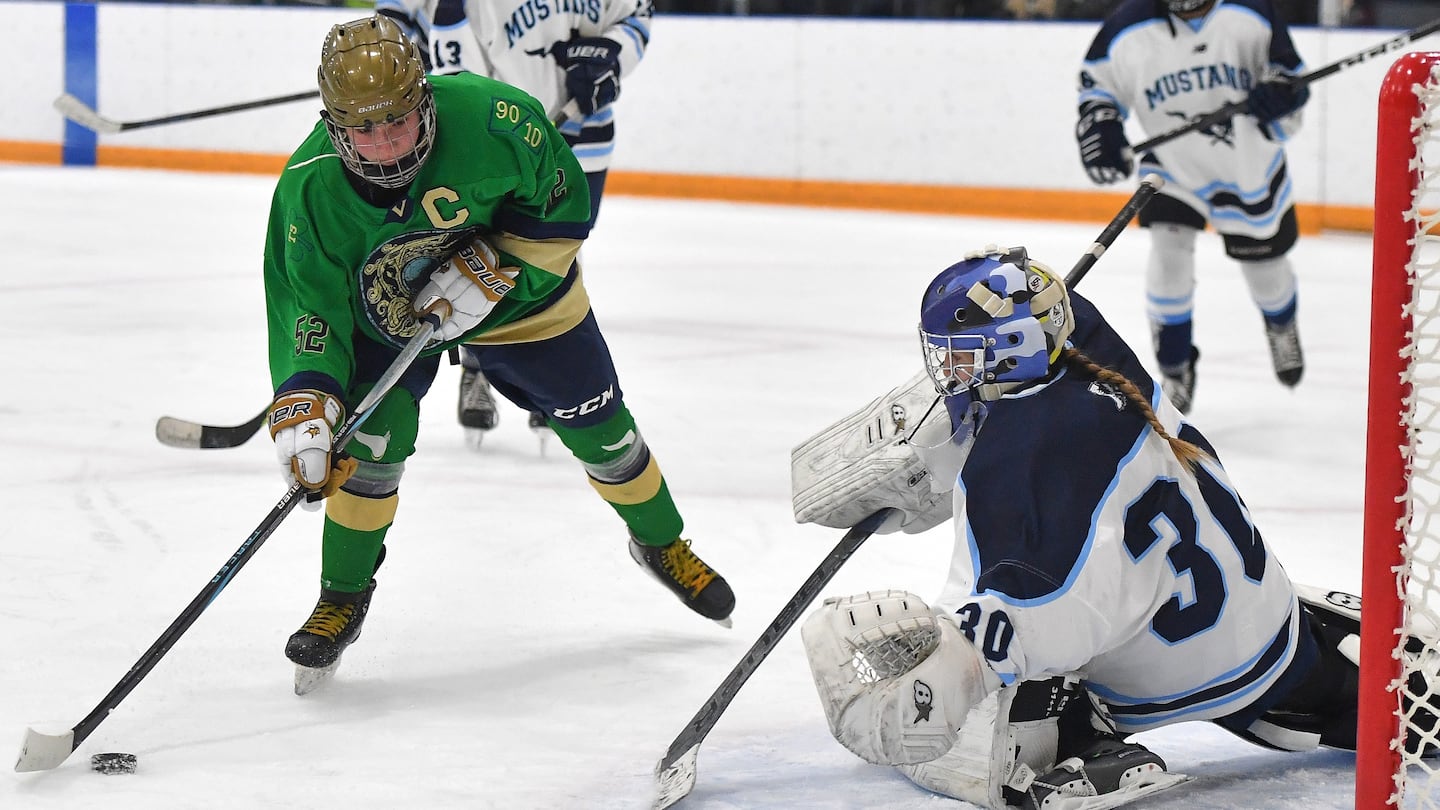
[0, 165, 1419, 808]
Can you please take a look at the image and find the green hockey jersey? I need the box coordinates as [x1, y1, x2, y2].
[263, 72, 593, 397]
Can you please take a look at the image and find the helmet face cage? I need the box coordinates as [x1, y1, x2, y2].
[917, 247, 1074, 401]
[323, 99, 436, 189]
[318, 16, 436, 188]
[919, 330, 988, 396]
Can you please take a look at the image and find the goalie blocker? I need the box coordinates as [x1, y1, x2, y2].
[790, 370, 968, 536]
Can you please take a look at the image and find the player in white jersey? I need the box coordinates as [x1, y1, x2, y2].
[376, 0, 652, 443]
[1076, 0, 1309, 414]
[793, 247, 1432, 808]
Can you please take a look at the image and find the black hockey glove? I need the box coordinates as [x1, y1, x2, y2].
[556, 36, 623, 116]
[1247, 78, 1310, 125]
[1075, 100, 1133, 186]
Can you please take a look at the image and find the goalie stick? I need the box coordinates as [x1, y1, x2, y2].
[650, 176, 1165, 809]
[1126, 16, 1440, 158]
[653, 508, 895, 810]
[155, 409, 268, 449]
[14, 315, 440, 774]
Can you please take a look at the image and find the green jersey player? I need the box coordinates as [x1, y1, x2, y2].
[264, 15, 735, 690]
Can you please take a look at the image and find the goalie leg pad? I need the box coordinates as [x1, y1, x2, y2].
[802, 590, 998, 765]
[1278, 585, 1440, 757]
[900, 678, 1188, 810]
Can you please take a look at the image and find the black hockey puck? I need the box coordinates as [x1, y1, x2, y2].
[90, 753, 138, 775]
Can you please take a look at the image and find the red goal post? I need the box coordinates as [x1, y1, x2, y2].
[1361, 49, 1440, 810]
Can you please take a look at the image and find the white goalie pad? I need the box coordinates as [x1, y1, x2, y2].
[791, 370, 972, 535]
[899, 683, 1189, 810]
[801, 590, 999, 765]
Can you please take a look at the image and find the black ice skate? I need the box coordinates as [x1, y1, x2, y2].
[1264, 318, 1304, 387]
[287, 580, 376, 695]
[528, 410, 553, 456]
[629, 536, 735, 627]
[1019, 736, 1180, 810]
[458, 368, 499, 450]
[1159, 347, 1199, 415]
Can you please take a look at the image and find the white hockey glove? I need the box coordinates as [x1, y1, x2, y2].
[413, 236, 519, 342]
[792, 370, 973, 535]
[268, 390, 357, 504]
[802, 590, 1000, 766]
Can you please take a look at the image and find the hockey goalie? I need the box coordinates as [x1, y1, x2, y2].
[790, 247, 1440, 808]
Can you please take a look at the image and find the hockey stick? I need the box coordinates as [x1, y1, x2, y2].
[1065, 173, 1164, 288]
[1125, 16, 1440, 157]
[53, 90, 320, 135]
[155, 408, 268, 450]
[14, 316, 439, 773]
[56, 89, 579, 136]
[650, 176, 1164, 809]
[652, 508, 895, 810]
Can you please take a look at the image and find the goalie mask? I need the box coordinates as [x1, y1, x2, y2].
[918, 246, 1074, 402]
[318, 15, 436, 189]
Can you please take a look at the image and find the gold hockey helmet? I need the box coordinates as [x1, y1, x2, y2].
[317, 15, 435, 188]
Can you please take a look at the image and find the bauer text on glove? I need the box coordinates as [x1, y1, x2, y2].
[269, 389, 357, 495]
[556, 36, 623, 116]
[1076, 100, 1133, 185]
[413, 236, 519, 342]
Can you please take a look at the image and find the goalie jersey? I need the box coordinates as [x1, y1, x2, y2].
[1079, 0, 1305, 240]
[931, 292, 1306, 734]
[377, 0, 652, 175]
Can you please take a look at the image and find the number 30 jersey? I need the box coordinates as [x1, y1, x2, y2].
[931, 292, 1302, 733]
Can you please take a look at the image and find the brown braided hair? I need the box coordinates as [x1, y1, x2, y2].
[1059, 347, 1210, 471]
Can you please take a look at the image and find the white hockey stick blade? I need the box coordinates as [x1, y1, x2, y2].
[14, 727, 76, 772]
[653, 743, 699, 809]
[52, 94, 122, 134]
[155, 416, 204, 448]
[294, 661, 341, 696]
[155, 409, 267, 449]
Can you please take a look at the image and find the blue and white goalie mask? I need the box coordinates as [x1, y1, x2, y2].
[917, 246, 1074, 402]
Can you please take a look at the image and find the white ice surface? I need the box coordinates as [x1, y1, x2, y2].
[0, 165, 1419, 808]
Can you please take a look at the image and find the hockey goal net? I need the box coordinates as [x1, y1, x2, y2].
[1361, 49, 1440, 810]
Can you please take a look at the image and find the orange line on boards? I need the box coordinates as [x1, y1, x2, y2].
[0, 140, 1367, 234]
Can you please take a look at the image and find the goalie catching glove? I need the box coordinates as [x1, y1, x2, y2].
[269, 389, 357, 503]
[414, 235, 519, 342]
[802, 590, 1000, 765]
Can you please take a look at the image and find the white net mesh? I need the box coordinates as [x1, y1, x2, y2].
[1394, 62, 1440, 809]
